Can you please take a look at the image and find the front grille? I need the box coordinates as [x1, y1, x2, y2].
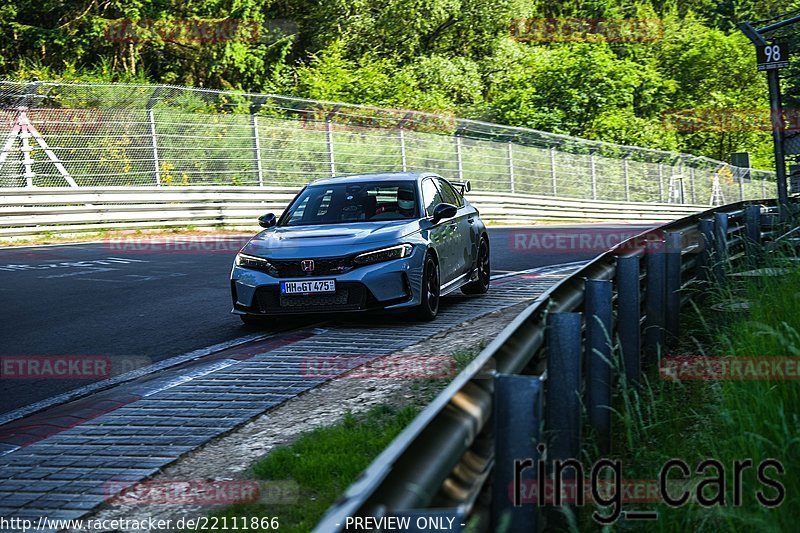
[255, 283, 368, 313]
[268, 257, 354, 278]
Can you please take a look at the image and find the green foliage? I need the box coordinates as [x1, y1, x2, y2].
[3, 0, 800, 166]
[211, 404, 419, 532]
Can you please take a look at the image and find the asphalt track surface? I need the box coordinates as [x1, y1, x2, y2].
[0, 223, 652, 416]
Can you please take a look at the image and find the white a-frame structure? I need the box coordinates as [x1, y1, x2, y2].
[0, 107, 77, 187]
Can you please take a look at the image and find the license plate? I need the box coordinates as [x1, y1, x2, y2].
[280, 279, 336, 294]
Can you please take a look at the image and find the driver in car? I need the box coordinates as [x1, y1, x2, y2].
[373, 186, 416, 219]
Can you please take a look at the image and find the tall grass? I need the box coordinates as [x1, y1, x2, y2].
[598, 256, 800, 531]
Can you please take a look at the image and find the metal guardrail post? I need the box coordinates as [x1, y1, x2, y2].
[590, 153, 598, 200]
[644, 239, 666, 360]
[550, 147, 557, 195]
[545, 312, 582, 462]
[585, 279, 613, 454]
[545, 312, 582, 528]
[658, 163, 664, 203]
[713, 212, 729, 284]
[665, 232, 683, 344]
[493, 374, 542, 532]
[744, 204, 763, 267]
[507, 141, 515, 194]
[690, 166, 697, 204]
[698, 219, 714, 281]
[616, 255, 641, 388]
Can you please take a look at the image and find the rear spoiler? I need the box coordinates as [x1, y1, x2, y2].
[452, 180, 471, 195]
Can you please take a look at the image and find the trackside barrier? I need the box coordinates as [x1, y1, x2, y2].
[0, 187, 708, 237]
[314, 198, 797, 532]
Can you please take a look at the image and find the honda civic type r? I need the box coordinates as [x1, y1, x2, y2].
[230, 172, 490, 323]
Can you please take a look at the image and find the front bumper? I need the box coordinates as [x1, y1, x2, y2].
[230, 247, 425, 316]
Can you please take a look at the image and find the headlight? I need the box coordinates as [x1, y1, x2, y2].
[235, 253, 272, 269]
[353, 244, 414, 265]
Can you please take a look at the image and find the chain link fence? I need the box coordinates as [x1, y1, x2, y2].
[0, 80, 775, 205]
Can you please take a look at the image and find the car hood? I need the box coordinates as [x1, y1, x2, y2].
[240, 220, 420, 259]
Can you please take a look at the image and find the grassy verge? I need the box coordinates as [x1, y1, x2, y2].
[581, 265, 800, 531]
[207, 348, 481, 532]
[0, 226, 253, 246]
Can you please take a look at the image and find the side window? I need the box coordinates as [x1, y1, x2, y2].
[421, 178, 443, 217]
[436, 178, 462, 207]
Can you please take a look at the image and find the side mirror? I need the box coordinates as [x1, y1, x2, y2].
[258, 213, 277, 228]
[432, 203, 458, 224]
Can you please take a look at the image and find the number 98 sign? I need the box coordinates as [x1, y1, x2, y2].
[757, 42, 789, 71]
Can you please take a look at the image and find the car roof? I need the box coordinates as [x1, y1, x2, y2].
[308, 172, 439, 187]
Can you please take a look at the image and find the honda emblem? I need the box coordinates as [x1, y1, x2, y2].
[301, 259, 315, 272]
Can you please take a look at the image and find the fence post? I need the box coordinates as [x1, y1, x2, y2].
[738, 169, 746, 201]
[590, 152, 598, 199]
[545, 312, 582, 526]
[507, 141, 515, 194]
[147, 86, 163, 186]
[399, 126, 407, 172]
[623, 156, 630, 202]
[550, 147, 557, 195]
[665, 231, 683, 344]
[493, 374, 542, 532]
[657, 163, 664, 202]
[690, 166, 697, 203]
[585, 279, 613, 454]
[251, 115, 264, 187]
[455, 135, 464, 180]
[326, 118, 336, 177]
[616, 254, 641, 388]
[761, 175, 767, 198]
[644, 238, 666, 361]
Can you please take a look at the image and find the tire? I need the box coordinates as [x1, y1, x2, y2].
[413, 254, 440, 321]
[462, 237, 490, 295]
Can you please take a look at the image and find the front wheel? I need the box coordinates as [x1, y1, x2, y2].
[462, 237, 490, 295]
[413, 255, 440, 321]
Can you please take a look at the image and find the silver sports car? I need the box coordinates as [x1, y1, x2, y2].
[230, 172, 490, 323]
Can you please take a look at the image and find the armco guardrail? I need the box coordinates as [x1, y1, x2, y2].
[314, 198, 793, 532]
[0, 187, 708, 237]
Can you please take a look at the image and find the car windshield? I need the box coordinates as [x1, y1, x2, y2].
[278, 181, 419, 226]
